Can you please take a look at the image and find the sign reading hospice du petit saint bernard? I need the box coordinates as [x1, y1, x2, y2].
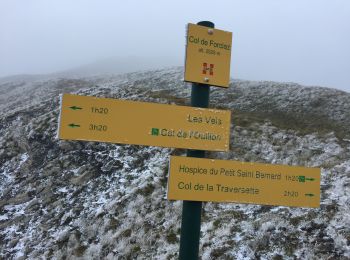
[58, 94, 231, 151]
[184, 23, 232, 88]
[167, 156, 320, 208]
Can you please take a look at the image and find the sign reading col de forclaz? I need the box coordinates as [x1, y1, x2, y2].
[184, 23, 232, 88]
[168, 156, 320, 208]
[58, 94, 231, 151]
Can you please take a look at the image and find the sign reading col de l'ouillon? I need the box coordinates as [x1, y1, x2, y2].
[58, 94, 231, 151]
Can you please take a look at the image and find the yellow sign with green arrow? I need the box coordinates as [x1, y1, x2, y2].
[58, 94, 231, 151]
[168, 156, 320, 208]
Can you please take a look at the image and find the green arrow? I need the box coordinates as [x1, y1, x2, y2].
[299, 176, 315, 182]
[305, 193, 315, 197]
[69, 106, 82, 110]
[68, 123, 80, 128]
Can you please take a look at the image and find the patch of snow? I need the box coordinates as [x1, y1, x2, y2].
[57, 187, 69, 193]
[0, 214, 9, 221]
[20, 153, 29, 164]
[4, 201, 30, 217]
[71, 167, 81, 175]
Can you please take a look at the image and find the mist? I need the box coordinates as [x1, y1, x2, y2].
[0, 0, 349, 92]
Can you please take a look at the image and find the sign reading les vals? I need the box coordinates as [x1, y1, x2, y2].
[168, 156, 320, 208]
[184, 23, 232, 88]
[58, 94, 231, 151]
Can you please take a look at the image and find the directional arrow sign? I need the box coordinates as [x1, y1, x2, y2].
[305, 193, 315, 197]
[306, 178, 315, 181]
[69, 106, 82, 110]
[167, 156, 320, 208]
[68, 123, 80, 128]
[58, 94, 231, 151]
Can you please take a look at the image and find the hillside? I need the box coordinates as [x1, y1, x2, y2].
[1, 67, 350, 259]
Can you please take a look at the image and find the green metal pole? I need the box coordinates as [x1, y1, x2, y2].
[179, 20, 214, 260]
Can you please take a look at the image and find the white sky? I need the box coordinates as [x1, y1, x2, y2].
[0, 0, 349, 92]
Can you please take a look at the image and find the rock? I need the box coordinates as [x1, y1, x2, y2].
[8, 192, 30, 205]
[59, 141, 74, 152]
[25, 198, 40, 211]
[8, 238, 19, 248]
[70, 170, 93, 186]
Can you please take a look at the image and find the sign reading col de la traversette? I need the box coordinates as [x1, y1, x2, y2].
[168, 156, 320, 208]
[184, 23, 232, 88]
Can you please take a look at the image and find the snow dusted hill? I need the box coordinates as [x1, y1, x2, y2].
[1, 67, 350, 259]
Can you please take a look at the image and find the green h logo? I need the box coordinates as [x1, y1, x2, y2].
[151, 128, 159, 136]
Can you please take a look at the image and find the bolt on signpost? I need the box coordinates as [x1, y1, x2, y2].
[179, 20, 214, 260]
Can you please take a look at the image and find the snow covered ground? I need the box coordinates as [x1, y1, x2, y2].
[0, 67, 349, 259]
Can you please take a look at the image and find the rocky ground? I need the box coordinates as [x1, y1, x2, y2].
[0, 67, 350, 259]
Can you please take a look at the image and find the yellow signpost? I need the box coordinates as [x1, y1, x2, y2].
[55, 20, 323, 260]
[184, 23, 232, 88]
[58, 94, 231, 151]
[168, 156, 320, 208]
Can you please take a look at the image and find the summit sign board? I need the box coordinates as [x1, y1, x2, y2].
[168, 156, 320, 208]
[58, 94, 231, 151]
[184, 23, 232, 88]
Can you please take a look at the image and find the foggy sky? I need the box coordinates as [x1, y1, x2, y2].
[1, 0, 349, 92]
